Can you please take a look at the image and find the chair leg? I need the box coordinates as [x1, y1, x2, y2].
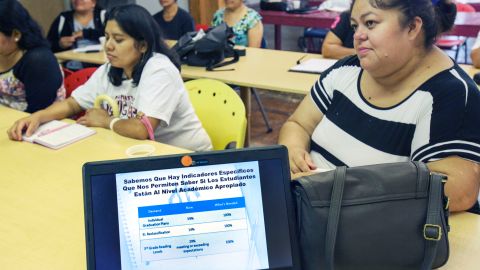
[251, 88, 273, 133]
[309, 38, 314, 53]
[318, 38, 325, 54]
[297, 37, 307, 52]
[454, 45, 460, 63]
[464, 41, 468, 64]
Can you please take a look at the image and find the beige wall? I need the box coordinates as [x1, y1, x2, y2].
[19, 0, 65, 35]
[189, 0, 224, 26]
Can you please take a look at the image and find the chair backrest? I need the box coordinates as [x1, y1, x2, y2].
[456, 3, 475, 12]
[184, 79, 247, 150]
[64, 67, 98, 98]
[195, 24, 209, 32]
[62, 67, 74, 78]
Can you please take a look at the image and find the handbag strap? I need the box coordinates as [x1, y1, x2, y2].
[325, 166, 347, 270]
[206, 49, 240, 71]
[420, 173, 445, 270]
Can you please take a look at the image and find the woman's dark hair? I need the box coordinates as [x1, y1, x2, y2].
[106, 4, 180, 86]
[351, 0, 457, 48]
[0, 0, 49, 50]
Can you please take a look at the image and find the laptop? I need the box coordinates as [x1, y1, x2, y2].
[286, 0, 316, 14]
[83, 145, 300, 270]
[286, 6, 318, 14]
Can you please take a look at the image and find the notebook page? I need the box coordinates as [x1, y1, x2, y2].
[73, 44, 103, 53]
[22, 120, 69, 143]
[35, 123, 95, 149]
[289, 58, 337, 74]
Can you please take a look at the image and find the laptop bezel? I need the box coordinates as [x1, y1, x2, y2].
[82, 145, 300, 270]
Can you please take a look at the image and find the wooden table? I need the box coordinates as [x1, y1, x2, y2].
[0, 106, 188, 270]
[56, 47, 322, 95]
[260, 9, 339, 50]
[1, 105, 479, 269]
[55, 50, 107, 64]
[460, 64, 480, 78]
[440, 212, 480, 269]
[260, 10, 480, 50]
[55, 48, 480, 95]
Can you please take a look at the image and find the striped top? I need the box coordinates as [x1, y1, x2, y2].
[310, 56, 480, 169]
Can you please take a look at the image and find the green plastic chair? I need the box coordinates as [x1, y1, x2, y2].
[185, 79, 247, 150]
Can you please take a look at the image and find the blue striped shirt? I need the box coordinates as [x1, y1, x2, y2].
[309, 56, 480, 169]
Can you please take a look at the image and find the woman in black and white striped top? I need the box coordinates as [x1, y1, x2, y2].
[279, 0, 480, 212]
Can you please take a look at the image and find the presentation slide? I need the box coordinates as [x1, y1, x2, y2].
[115, 161, 269, 270]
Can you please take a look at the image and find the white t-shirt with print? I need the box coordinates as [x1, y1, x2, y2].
[71, 53, 212, 151]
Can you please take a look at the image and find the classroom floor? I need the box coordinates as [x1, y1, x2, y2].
[249, 90, 303, 146]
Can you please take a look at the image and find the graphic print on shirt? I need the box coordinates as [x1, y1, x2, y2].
[0, 70, 27, 111]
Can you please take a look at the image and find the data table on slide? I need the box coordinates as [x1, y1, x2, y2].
[138, 197, 250, 261]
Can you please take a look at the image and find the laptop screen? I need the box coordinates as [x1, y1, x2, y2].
[83, 146, 299, 270]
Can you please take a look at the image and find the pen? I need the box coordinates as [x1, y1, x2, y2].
[296, 54, 307, 64]
[37, 123, 70, 137]
[207, 68, 235, 72]
[85, 49, 101, 53]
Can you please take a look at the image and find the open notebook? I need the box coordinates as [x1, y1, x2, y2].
[289, 58, 337, 74]
[23, 120, 96, 149]
[73, 44, 103, 53]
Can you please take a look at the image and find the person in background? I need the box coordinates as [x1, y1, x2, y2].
[47, 0, 105, 69]
[153, 0, 195, 40]
[321, 11, 355, 59]
[278, 0, 480, 212]
[470, 31, 480, 68]
[0, 0, 65, 113]
[452, 1, 476, 67]
[8, 5, 212, 152]
[212, 0, 263, 47]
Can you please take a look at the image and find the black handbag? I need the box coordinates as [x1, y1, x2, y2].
[173, 23, 241, 71]
[293, 162, 450, 270]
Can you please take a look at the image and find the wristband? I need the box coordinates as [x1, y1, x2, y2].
[109, 117, 121, 131]
[139, 115, 155, 140]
